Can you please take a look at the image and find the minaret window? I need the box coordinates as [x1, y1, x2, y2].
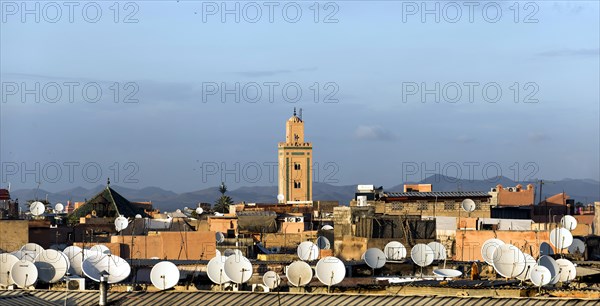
[294, 163, 301, 170]
[294, 181, 302, 189]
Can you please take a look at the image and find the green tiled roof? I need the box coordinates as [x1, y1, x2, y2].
[69, 187, 149, 221]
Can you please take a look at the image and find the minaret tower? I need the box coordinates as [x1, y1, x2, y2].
[278, 108, 312, 203]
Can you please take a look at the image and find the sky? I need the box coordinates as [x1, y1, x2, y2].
[1, 1, 599, 193]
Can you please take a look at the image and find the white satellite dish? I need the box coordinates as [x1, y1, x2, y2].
[216, 232, 225, 243]
[286, 261, 312, 287]
[537, 255, 560, 285]
[277, 194, 285, 202]
[90, 244, 111, 255]
[223, 249, 243, 258]
[427, 242, 447, 261]
[539, 242, 554, 256]
[195, 207, 204, 215]
[410, 244, 434, 267]
[115, 216, 129, 232]
[10, 260, 38, 288]
[561, 215, 578, 231]
[321, 225, 334, 231]
[151, 261, 180, 290]
[384, 241, 406, 260]
[316, 236, 331, 250]
[207, 256, 231, 284]
[34, 249, 68, 283]
[315, 256, 345, 286]
[550, 228, 573, 250]
[363, 248, 386, 269]
[297, 241, 319, 261]
[461, 199, 476, 213]
[263, 271, 281, 289]
[568, 239, 586, 254]
[433, 269, 462, 278]
[556, 258, 576, 282]
[54, 203, 64, 213]
[516, 254, 537, 281]
[224, 255, 253, 284]
[530, 264, 551, 287]
[30, 201, 45, 216]
[21, 243, 44, 254]
[492, 244, 526, 278]
[135, 214, 142, 219]
[481, 238, 505, 265]
[82, 253, 131, 284]
[63, 246, 84, 276]
[0, 253, 19, 286]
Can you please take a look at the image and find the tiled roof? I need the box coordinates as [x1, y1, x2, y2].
[69, 187, 149, 220]
[384, 191, 491, 198]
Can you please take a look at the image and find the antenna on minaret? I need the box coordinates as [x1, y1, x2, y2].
[293, 107, 297, 116]
[299, 108, 303, 120]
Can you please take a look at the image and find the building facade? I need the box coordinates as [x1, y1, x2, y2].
[278, 109, 313, 203]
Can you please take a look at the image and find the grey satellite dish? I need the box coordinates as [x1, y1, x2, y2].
[433, 269, 462, 278]
[516, 254, 537, 281]
[115, 216, 129, 232]
[410, 244, 434, 267]
[539, 242, 554, 256]
[286, 261, 312, 287]
[0, 253, 19, 286]
[461, 199, 476, 213]
[82, 253, 131, 284]
[263, 271, 281, 289]
[216, 232, 225, 243]
[561, 215, 578, 231]
[568, 239, 585, 254]
[316, 236, 331, 250]
[530, 264, 551, 287]
[481, 238, 505, 265]
[492, 244, 526, 278]
[321, 225, 334, 231]
[54, 203, 64, 213]
[550, 228, 573, 250]
[427, 242, 447, 261]
[384, 241, 406, 260]
[195, 207, 204, 215]
[151, 261, 180, 290]
[277, 194, 285, 202]
[135, 214, 142, 219]
[10, 260, 38, 288]
[224, 255, 252, 284]
[63, 246, 84, 276]
[364, 248, 386, 269]
[537, 255, 559, 285]
[315, 256, 345, 286]
[207, 256, 231, 284]
[297, 241, 319, 261]
[34, 249, 68, 283]
[30, 201, 45, 216]
[90, 244, 111, 255]
[555, 258, 576, 282]
[10, 250, 27, 261]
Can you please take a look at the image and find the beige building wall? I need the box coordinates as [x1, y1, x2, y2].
[278, 112, 312, 203]
[0, 220, 28, 252]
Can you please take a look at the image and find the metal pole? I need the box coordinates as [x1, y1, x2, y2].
[99, 276, 108, 306]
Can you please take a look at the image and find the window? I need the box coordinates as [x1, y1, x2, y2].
[391, 202, 403, 210]
[444, 201, 456, 210]
[417, 201, 428, 210]
[294, 181, 302, 188]
[294, 163, 301, 170]
[475, 200, 482, 210]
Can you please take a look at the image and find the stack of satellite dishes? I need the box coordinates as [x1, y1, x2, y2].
[150, 261, 180, 290]
[286, 261, 312, 287]
[297, 241, 319, 261]
[383, 241, 406, 261]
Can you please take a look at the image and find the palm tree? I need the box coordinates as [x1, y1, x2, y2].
[214, 182, 233, 213]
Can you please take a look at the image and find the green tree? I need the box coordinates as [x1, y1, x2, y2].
[214, 182, 233, 213]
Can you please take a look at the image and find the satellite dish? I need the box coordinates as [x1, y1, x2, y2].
[539, 242, 554, 256]
[410, 244, 434, 267]
[492, 244, 526, 278]
[433, 269, 462, 278]
[10, 260, 38, 288]
[63, 246, 84, 276]
[556, 258, 576, 282]
[321, 225, 334, 231]
[82, 253, 131, 284]
[315, 256, 346, 286]
[34, 249, 68, 283]
[461, 199, 476, 213]
[550, 228, 573, 250]
[0, 253, 19, 286]
[54, 203, 64, 213]
[216, 232, 225, 243]
[115, 216, 129, 232]
[21, 243, 44, 254]
[363, 248, 386, 269]
[286, 261, 312, 287]
[384, 241, 406, 260]
[30, 201, 45, 216]
[568, 239, 586, 254]
[90, 244, 111, 255]
[224, 255, 253, 284]
[176, 209, 182, 213]
[530, 264, 551, 287]
[223, 249, 243, 258]
[207, 256, 231, 284]
[316, 236, 331, 250]
[151, 261, 180, 290]
[10, 250, 28, 261]
[277, 194, 285, 202]
[427, 242, 447, 261]
[537, 255, 560, 285]
[561, 215, 578, 231]
[481, 238, 505, 265]
[195, 207, 204, 215]
[135, 214, 142, 219]
[297, 241, 319, 261]
[516, 254, 537, 281]
[263, 271, 281, 289]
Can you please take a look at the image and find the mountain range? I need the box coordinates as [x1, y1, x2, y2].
[9, 175, 600, 212]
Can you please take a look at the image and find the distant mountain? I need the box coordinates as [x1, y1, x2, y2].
[9, 176, 599, 212]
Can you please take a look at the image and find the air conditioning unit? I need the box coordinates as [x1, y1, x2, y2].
[295, 217, 304, 223]
[357, 196, 367, 206]
[286, 217, 296, 223]
[252, 284, 270, 292]
[67, 277, 85, 290]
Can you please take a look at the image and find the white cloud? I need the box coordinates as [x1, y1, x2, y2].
[354, 125, 394, 141]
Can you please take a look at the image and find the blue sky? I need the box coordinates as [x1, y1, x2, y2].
[1, 1, 599, 192]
